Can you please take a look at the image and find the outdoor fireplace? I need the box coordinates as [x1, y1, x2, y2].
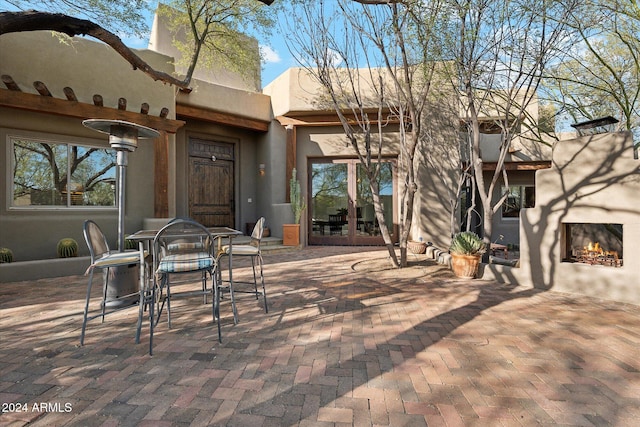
[563, 223, 623, 267]
[485, 130, 638, 305]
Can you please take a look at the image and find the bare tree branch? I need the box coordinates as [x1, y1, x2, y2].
[0, 0, 274, 89]
[0, 10, 192, 88]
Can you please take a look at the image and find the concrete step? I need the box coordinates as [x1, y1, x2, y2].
[230, 236, 299, 254]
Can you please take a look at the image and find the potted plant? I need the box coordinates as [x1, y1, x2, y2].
[408, 238, 427, 254]
[449, 231, 486, 278]
[283, 168, 306, 246]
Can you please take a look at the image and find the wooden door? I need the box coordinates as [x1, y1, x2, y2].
[188, 138, 235, 227]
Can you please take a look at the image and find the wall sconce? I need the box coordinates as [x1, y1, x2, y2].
[259, 163, 266, 176]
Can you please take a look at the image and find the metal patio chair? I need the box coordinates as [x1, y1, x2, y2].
[80, 220, 151, 348]
[151, 218, 221, 346]
[217, 217, 268, 324]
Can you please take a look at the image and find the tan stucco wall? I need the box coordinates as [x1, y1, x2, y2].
[265, 66, 461, 248]
[264, 69, 327, 116]
[0, 32, 176, 118]
[483, 132, 640, 305]
[177, 79, 272, 123]
[0, 32, 177, 263]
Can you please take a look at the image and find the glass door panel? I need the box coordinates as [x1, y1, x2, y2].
[310, 163, 349, 241]
[309, 159, 395, 245]
[355, 163, 394, 238]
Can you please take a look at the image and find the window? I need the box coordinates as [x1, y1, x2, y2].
[501, 185, 535, 218]
[11, 136, 116, 208]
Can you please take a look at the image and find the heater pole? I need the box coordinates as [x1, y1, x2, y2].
[116, 150, 127, 252]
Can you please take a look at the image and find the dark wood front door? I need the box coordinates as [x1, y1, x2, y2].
[188, 138, 234, 227]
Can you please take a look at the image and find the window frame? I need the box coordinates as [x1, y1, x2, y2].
[7, 131, 118, 211]
[500, 185, 535, 220]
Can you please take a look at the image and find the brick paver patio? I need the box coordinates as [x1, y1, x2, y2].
[1, 246, 639, 426]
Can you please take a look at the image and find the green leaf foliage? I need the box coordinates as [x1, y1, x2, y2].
[449, 231, 486, 255]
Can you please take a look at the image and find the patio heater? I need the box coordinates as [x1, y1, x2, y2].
[83, 119, 159, 250]
[83, 119, 159, 306]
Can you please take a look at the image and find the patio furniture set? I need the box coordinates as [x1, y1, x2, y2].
[80, 217, 268, 356]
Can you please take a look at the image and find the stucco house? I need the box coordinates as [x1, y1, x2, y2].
[1, 19, 638, 305]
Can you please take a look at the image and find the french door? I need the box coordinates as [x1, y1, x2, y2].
[308, 159, 395, 245]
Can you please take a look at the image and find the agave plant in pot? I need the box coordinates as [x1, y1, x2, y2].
[449, 231, 486, 278]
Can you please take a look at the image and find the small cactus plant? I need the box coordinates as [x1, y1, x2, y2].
[0, 247, 14, 263]
[449, 231, 487, 255]
[290, 168, 306, 224]
[125, 238, 137, 250]
[57, 238, 79, 258]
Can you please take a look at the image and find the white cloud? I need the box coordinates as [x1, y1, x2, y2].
[260, 45, 282, 64]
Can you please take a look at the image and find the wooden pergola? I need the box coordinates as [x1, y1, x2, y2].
[0, 74, 185, 218]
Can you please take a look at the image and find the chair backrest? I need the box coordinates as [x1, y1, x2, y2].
[83, 220, 110, 262]
[250, 217, 265, 241]
[153, 218, 214, 268]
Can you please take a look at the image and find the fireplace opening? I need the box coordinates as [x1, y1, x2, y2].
[563, 223, 623, 267]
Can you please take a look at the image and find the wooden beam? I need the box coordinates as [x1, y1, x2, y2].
[176, 103, 269, 132]
[276, 113, 401, 127]
[0, 88, 184, 133]
[154, 131, 169, 218]
[63, 87, 77, 101]
[482, 161, 551, 171]
[2, 75, 20, 91]
[33, 81, 52, 96]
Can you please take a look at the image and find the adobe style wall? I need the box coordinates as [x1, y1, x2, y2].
[0, 32, 176, 263]
[483, 131, 640, 305]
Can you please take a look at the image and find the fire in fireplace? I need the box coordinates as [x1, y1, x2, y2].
[563, 223, 623, 267]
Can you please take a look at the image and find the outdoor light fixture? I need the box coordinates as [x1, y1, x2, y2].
[83, 119, 160, 252]
[259, 163, 266, 176]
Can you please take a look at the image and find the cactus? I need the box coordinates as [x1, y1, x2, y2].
[289, 168, 306, 224]
[125, 238, 137, 250]
[0, 247, 13, 263]
[57, 238, 79, 258]
[449, 231, 486, 255]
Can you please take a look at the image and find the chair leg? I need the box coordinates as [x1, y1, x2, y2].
[101, 268, 110, 323]
[149, 278, 156, 356]
[154, 275, 167, 328]
[258, 254, 267, 313]
[135, 263, 148, 345]
[166, 276, 172, 329]
[80, 269, 95, 346]
[213, 269, 222, 343]
[202, 271, 208, 305]
[250, 257, 259, 299]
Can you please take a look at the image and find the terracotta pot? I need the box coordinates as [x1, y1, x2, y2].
[408, 240, 427, 254]
[282, 224, 300, 246]
[451, 253, 481, 278]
